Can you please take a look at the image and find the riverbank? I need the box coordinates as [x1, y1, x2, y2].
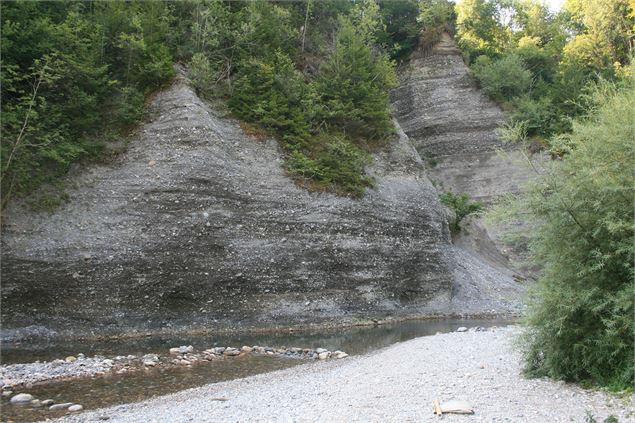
[57, 326, 633, 423]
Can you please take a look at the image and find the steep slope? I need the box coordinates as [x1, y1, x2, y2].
[391, 33, 532, 313]
[1, 76, 457, 340]
[392, 33, 534, 204]
[1, 35, 529, 341]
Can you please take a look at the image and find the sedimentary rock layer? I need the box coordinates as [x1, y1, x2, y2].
[1, 77, 455, 339]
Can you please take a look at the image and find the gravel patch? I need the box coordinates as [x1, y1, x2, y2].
[57, 327, 634, 422]
[1, 356, 115, 387]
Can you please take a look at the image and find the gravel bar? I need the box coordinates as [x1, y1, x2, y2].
[58, 327, 634, 422]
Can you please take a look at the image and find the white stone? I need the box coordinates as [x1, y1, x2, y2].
[10, 393, 34, 404]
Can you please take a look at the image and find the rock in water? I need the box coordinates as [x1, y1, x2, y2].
[456, 327, 468, 332]
[10, 393, 34, 404]
[49, 402, 74, 411]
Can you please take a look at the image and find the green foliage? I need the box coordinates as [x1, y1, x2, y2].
[471, 54, 533, 102]
[229, 51, 313, 141]
[287, 135, 373, 196]
[314, 18, 396, 142]
[455, 0, 635, 141]
[584, 412, 620, 423]
[495, 79, 635, 390]
[1, 0, 175, 206]
[439, 191, 483, 234]
[376, 0, 421, 61]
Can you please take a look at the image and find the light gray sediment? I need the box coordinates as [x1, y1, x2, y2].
[57, 327, 635, 423]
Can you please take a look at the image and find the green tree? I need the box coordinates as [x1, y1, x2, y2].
[471, 53, 533, 102]
[314, 18, 396, 142]
[496, 76, 635, 390]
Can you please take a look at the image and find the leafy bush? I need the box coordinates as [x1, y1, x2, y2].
[471, 54, 533, 102]
[314, 17, 396, 142]
[439, 191, 483, 234]
[509, 95, 555, 136]
[287, 136, 373, 197]
[229, 51, 313, 141]
[1, 1, 175, 206]
[497, 79, 635, 390]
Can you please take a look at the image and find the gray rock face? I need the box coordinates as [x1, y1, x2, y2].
[391, 33, 530, 311]
[392, 33, 534, 204]
[1, 36, 528, 341]
[1, 75, 455, 340]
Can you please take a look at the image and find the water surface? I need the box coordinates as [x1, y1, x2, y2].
[1, 318, 512, 422]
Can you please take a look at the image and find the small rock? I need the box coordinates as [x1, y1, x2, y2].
[2, 391, 13, 398]
[456, 327, 468, 333]
[142, 353, 159, 366]
[41, 399, 55, 406]
[77, 353, 85, 359]
[30, 399, 42, 407]
[315, 348, 328, 354]
[223, 349, 240, 357]
[65, 356, 77, 363]
[318, 352, 329, 360]
[241, 346, 253, 353]
[169, 348, 180, 355]
[10, 393, 34, 404]
[179, 346, 194, 354]
[68, 404, 84, 412]
[439, 399, 474, 414]
[49, 402, 74, 411]
[102, 359, 114, 366]
[333, 351, 349, 359]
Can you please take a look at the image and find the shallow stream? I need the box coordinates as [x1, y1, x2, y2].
[1, 318, 511, 422]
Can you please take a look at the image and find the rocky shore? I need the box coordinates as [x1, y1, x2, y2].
[1, 344, 347, 419]
[55, 327, 634, 423]
[1, 344, 346, 388]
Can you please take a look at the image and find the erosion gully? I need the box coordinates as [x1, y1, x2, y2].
[1, 318, 512, 422]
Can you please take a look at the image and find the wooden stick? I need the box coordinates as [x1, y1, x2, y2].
[433, 399, 442, 416]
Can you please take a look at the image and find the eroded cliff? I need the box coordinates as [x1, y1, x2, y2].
[1, 36, 526, 341]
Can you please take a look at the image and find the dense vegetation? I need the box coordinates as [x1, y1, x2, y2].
[1, 0, 453, 204]
[456, 0, 634, 142]
[460, 0, 634, 391]
[1, 1, 176, 208]
[495, 76, 634, 391]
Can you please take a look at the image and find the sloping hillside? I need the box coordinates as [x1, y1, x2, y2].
[1, 36, 526, 341]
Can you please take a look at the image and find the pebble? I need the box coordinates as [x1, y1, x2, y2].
[456, 327, 468, 332]
[42, 399, 55, 406]
[50, 402, 74, 411]
[65, 356, 77, 363]
[68, 404, 84, 412]
[179, 346, 194, 354]
[10, 393, 34, 404]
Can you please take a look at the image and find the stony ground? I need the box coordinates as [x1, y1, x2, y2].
[58, 327, 634, 423]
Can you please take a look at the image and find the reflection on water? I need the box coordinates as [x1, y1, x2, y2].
[1, 318, 511, 422]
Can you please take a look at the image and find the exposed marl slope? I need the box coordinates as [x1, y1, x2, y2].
[2, 76, 459, 340]
[392, 34, 535, 280]
[1, 39, 527, 340]
[392, 33, 534, 204]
